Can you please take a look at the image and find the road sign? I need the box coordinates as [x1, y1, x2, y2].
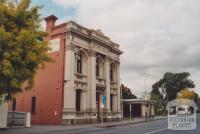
[101, 96, 106, 126]
[102, 96, 106, 104]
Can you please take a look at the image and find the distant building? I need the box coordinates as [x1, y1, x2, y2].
[122, 99, 155, 118]
[8, 15, 123, 125]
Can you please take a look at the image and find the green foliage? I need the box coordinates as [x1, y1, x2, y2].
[0, 0, 52, 101]
[121, 84, 137, 99]
[151, 72, 195, 104]
[150, 93, 165, 115]
[177, 89, 199, 103]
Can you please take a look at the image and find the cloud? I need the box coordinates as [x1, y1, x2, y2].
[52, 0, 200, 97]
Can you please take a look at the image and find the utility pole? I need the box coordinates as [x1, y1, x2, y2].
[144, 74, 157, 121]
[120, 79, 123, 118]
[130, 104, 132, 120]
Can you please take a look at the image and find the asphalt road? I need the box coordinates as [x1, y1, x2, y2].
[1, 114, 200, 134]
[56, 118, 199, 134]
[48, 115, 200, 134]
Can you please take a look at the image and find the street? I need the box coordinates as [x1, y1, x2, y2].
[1, 114, 199, 134]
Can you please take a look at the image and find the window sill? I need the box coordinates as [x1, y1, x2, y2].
[75, 73, 87, 77]
[110, 81, 117, 84]
[96, 77, 105, 81]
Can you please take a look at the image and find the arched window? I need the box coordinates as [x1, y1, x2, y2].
[110, 63, 115, 81]
[77, 53, 82, 74]
[96, 58, 100, 77]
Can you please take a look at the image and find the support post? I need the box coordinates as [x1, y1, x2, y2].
[130, 104, 132, 120]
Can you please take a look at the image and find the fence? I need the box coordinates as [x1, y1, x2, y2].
[7, 111, 31, 127]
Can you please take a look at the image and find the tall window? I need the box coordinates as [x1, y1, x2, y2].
[77, 53, 82, 74]
[76, 90, 81, 111]
[96, 59, 100, 77]
[12, 98, 16, 111]
[110, 64, 114, 81]
[31, 97, 36, 114]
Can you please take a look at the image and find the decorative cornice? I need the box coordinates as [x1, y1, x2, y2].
[65, 22, 123, 55]
[110, 59, 120, 65]
[105, 56, 111, 62]
[65, 42, 76, 51]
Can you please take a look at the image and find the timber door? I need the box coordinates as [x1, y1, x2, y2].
[96, 93, 100, 119]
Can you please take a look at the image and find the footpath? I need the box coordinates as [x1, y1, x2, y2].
[0, 116, 167, 134]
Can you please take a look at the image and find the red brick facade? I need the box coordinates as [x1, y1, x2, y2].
[8, 15, 67, 125]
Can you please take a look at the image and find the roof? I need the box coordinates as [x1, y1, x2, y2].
[122, 99, 156, 104]
[166, 99, 197, 110]
[44, 15, 123, 55]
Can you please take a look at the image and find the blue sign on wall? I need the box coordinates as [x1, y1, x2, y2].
[102, 96, 106, 104]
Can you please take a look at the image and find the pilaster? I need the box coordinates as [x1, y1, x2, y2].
[117, 62, 121, 113]
[87, 48, 97, 112]
[63, 42, 76, 113]
[105, 57, 111, 112]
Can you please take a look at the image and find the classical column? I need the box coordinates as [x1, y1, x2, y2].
[113, 95, 118, 112]
[87, 49, 96, 113]
[116, 62, 121, 117]
[81, 91, 87, 112]
[105, 57, 111, 113]
[63, 42, 76, 113]
[141, 104, 146, 117]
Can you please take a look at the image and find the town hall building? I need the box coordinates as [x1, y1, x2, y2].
[8, 15, 123, 125]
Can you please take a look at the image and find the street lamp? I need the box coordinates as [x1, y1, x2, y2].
[117, 78, 122, 121]
[120, 79, 123, 119]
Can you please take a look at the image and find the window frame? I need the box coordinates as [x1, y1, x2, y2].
[77, 53, 82, 74]
[96, 58, 100, 77]
[31, 97, 36, 114]
[110, 63, 114, 81]
[12, 98, 16, 111]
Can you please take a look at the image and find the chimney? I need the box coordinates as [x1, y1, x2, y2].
[44, 15, 58, 34]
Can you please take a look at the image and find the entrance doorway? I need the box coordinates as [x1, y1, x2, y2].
[76, 90, 81, 111]
[96, 93, 100, 119]
[123, 104, 142, 117]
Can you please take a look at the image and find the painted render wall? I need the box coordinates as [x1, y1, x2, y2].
[0, 103, 8, 128]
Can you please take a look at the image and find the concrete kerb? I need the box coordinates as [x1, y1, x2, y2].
[0, 128, 7, 131]
[95, 116, 167, 128]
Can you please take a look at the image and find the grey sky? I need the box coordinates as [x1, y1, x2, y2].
[51, 0, 200, 97]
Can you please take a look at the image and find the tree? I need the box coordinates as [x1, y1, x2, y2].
[177, 89, 199, 103]
[151, 72, 195, 103]
[150, 92, 164, 115]
[0, 0, 52, 101]
[151, 83, 165, 114]
[121, 84, 137, 99]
